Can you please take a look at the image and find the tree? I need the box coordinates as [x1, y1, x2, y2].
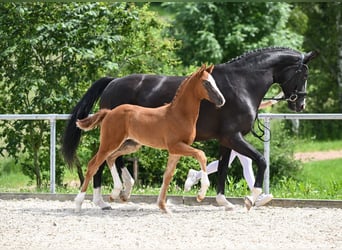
[297, 2, 342, 139]
[0, 2, 181, 188]
[163, 2, 304, 65]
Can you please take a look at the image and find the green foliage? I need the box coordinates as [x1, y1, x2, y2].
[163, 2, 304, 65]
[0, 2, 181, 188]
[298, 3, 342, 139]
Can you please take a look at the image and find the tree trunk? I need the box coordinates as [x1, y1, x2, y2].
[33, 150, 42, 188]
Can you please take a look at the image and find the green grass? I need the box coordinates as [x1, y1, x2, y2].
[0, 172, 31, 192]
[299, 158, 342, 185]
[270, 158, 342, 200]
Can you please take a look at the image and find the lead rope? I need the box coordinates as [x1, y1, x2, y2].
[251, 113, 271, 142]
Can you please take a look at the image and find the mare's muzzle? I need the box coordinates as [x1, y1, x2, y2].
[287, 91, 307, 112]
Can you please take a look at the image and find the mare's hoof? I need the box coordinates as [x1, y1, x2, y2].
[216, 194, 235, 211]
[244, 196, 253, 211]
[119, 190, 130, 202]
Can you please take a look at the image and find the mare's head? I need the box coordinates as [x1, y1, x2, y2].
[274, 50, 318, 112]
[192, 64, 225, 107]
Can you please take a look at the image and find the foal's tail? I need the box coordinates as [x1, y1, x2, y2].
[76, 109, 110, 131]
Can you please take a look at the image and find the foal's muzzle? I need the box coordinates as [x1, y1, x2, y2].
[204, 80, 225, 107]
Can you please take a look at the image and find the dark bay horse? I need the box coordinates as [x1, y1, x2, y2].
[74, 65, 225, 212]
[62, 47, 318, 210]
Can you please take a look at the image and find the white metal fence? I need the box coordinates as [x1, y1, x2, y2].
[0, 113, 341, 194]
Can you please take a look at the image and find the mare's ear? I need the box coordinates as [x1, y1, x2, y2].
[206, 65, 214, 74]
[303, 50, 319, 64]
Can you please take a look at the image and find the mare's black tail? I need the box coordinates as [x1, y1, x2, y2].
[61, 77, 114, 166]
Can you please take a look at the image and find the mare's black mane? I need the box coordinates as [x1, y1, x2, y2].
[224, 46, 299, 65]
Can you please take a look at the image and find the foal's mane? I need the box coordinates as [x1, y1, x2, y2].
[169, 66, 204, 106]
[224, 46, 300, 65]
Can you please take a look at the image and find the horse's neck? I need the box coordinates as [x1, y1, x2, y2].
[169, 80, 202, 122]
[221, 51, 291, 100]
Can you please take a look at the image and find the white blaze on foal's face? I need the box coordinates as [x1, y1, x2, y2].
[203, 72, 225, 107]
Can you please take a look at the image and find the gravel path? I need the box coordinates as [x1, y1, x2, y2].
[0, 198, 341, 249]
[294, 150, 342, 162]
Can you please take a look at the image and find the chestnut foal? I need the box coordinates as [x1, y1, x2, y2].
[75, 65, 225, 213]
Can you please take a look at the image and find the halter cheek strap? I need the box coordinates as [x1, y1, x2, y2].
[296, 53, 305, 73]
[264, 53, 307, 102]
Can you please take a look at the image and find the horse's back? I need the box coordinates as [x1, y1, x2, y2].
[100, 74, 185, 109]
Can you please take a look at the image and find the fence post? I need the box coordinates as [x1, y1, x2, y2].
[263, 117, 271, 194]
[50, 118, 56, 194]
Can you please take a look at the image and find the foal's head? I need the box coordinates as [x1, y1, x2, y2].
[192, 64, 225, 107]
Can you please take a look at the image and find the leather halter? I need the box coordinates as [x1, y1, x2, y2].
[264, 54, 308, 102]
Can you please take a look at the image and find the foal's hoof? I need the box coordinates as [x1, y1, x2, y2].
[244, 196, 253, 211]
[196, 194, 205, 202]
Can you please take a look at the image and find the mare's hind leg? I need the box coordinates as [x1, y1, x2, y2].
[107, 140, 141, 201]
[106, 154, 123, 201]
[92, 163, 111, 210]
[117, 140, 141, 201]
[169, 143, 210, 202]
[215, 146, 235, 210]
[157, 154, 180, 213]
[75, 152, 108, 212]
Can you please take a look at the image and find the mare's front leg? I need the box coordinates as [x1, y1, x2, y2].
[157, 154, 180, 213]
[221, 133, 266, 210]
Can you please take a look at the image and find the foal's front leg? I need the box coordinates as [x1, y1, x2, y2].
[169, 143, 210, 202]
[157, 154, 180, 213]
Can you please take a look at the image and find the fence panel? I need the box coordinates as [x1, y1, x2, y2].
[0, 113, 341, 194]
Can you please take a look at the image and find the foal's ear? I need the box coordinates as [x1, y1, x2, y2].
[200, 64, 207, 72]
[303, 50, 319, 64]
[206, 65, 214, 74]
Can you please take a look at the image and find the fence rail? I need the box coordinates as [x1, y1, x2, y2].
[0, 113, 342, 194]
